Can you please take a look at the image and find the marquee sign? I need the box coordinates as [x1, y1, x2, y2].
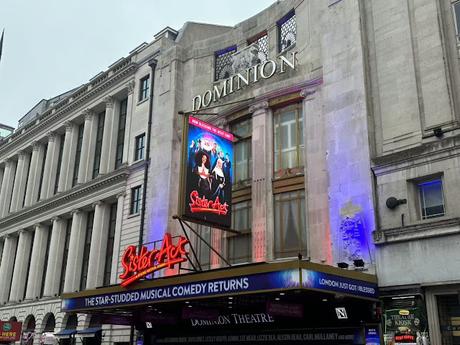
[119, 233, 189, 287]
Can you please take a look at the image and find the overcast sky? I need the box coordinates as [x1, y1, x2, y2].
[0, 0, 276, 128]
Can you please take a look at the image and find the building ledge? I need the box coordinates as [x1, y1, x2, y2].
[373, 217, 460, 245]
[0, 167, 129, 233]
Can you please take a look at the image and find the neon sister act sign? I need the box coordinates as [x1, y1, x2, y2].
[119, 233, 189, 287]
[182, 116, 234, 228]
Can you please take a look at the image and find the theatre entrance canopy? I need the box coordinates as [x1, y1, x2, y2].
[61, 260, 378, 326]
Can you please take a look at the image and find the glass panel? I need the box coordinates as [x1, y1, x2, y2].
[437, 294, 460, 345]
[419, 180, 445, 219]
[215, 46, 237, 81]
[455, 3, 460, 35]
[279, 12, 297, 52]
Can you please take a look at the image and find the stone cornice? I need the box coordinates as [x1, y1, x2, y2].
[372, 135, 460, 176]
[0, 167, 129, 232]
[0, 61, 137, 157]
[373, 217, 460, 245]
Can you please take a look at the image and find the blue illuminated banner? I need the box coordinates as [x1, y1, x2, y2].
[62, 270, 300, 312]
[302, 269, 377, 299]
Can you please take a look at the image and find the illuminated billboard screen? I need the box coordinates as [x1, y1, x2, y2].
[182, 116, 233, 228]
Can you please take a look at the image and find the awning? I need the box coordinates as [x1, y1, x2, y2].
[54, 329, 76, 339]
[76, 327, 102, 338]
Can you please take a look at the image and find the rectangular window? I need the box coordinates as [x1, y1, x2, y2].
[139, 75, 150, 102]
[418, 179, 445, 219]
[232, 118, 252, 185]
[22, 152, 31, 207]
[453, 2, 460, 38]
[22, 230, 35, 301]
[54, 134, 65, 194]
[134, 133, 145, 161]
[72, 124, 84, 187]
[40, 228, 52, 297]
[248, 32, 269, 63]
[274, 190, 306, 259]
[59, 219, 72, 294]
[92, 111, 105, 179]
[130, 185, 142, 215]
[214, 45, 237, 81]
[80, 211, 94, 291]
[277, 10, 296, 52]
[115, 98, 128, 169]
[273, 104, 304, 175]
[36, 143, 48, 201]
[7, 160, 17, 212]
[227, 201, 252, 264]
[103, 203, 118, 286]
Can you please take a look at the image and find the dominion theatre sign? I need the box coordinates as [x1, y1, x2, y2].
[192, 52, 297, 111]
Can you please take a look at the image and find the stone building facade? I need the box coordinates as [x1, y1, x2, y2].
[1, 0, 460, 344]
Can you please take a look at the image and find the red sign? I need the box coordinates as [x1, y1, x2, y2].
[119, 233, 189, 287]
[0, 321, 22, 342]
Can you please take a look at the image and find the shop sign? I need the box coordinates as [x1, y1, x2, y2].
[192, 52, 297, 111]
[62, 269, 300, 312]
[365, 327, 381, 345]
[119, 233, 189, 287]
[190, 313, 274, 327]
[0, 321, 22, 342]
[180, 116, 234, 228]
[302, 269, 378, 299]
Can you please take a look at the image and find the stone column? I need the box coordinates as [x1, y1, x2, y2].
[25, 224, 49, 300]
[86, 201, 111, 289]
[40, 132, 62, 200]
[250, 101, 274, 262]
[77, 110, 98, 184]
[0, 239, 4, 266]
[0, 235, 18, 303]
[24, 142, 46, 207]
[122, 81, 135, 165]
[58, 122, 78, 192]
[99, 96, 119, 174]
[9, 230, 33, 302]
[0, 167, 4, 193]
[10, 151, 31, 213]
[0, 158, 17, 217]
[111, 193, 124, 284]
[43, 217, 67, 297]
[63, 210, 88, 293]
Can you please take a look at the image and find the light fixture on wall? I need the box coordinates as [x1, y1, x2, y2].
[433, 127, 444, 138]
[353, 259, 365, 268]
[386, 197, 407, 210]
[337, 262, 349, 269]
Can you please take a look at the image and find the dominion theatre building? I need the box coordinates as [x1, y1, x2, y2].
[3, 0, 460, 344]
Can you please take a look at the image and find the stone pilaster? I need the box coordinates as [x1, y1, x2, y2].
[111, 193, 124, 284]
[0, 235, 18, 303]
[249, 101, 274, 262]
[63, 210, 88, 293]
[99, 96, 119, 174]
[39, 132, 61, 200]
[25, 224, 49, 300]
[77, 110, 97, 184]
[0, 158, 17, 217]
[24, 142, 46, 207]
[9, 230, 33, 302]
[86, 201, 111, 289]
[43, 217, 67, 297]
[10, 151, 31, 212]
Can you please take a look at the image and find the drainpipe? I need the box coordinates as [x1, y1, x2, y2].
[139, 58, 157, 249]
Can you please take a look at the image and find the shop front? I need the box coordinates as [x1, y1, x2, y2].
[61, 260, 380, 345]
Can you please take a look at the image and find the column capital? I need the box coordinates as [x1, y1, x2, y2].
[46, 131, 57, 142]
[127, 80, 135, 95]
[83, 109, 95, 121]
[116, 192, 126, 199]
[51, 216, 62, 223]
[249, 101, 269, 114]
[4, 156, 14, 163]
[32, 141, 43, 151]
[104, 96, 114, 109]
[18, 229, 28, 235]
[70, 209, 82, 216]
[92, 200, 104, 208]
[33, 223, 43, 229]
[17, 150, 28, 160]
[64, 121, 75, 132]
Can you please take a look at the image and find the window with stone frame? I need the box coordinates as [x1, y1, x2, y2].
[92, 111, 106, 178]
[54, 134, 65, 194]
[231, 118, 252, 186]
[103, 203, 117, 286]
[247, 31, 269, 63]
[227, 201, 252, 264]
[80, 210, 95, 291]
[139, 75, 150, 102]
[72, 123, 84, 187]
[273, 103, 304, 176]
[277, 10, 297, 52]
[59, 219, 72, 294]
[40, 228, 52, 297]
[214, 45, 237, 81]
[36, 143, 48, 201]
[274, 189, 306, 259]
[130, 185, 142, 215]
[453, 1, 460, 39]
[115, 98, 128, 169]
[134, 133, 145, 161]
[417, 178, 445, 220]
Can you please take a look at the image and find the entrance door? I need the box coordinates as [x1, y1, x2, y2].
[437, 294, 460, 345]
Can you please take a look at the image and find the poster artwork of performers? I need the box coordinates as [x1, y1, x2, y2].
[183, 116, 233, 228]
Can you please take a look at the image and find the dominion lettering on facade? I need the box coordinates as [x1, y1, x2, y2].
[192, 52, 297, 111]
